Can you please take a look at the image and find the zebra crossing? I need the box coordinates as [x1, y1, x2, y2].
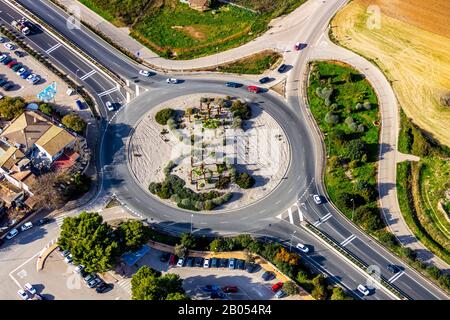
[312, 212, 332, 227]
[55, 214, 67, 227]
[117, 278, 132, 295]
[387, 270, 405, 284]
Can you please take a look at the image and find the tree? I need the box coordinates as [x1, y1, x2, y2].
[311, 274, 328, 300]
[31, 172, 65, 209]
[235, 172, 255, 189]
[0, 97, 25, 120]
[58, 211, 119, 273]
[116, 220, 149, 252]
[330, 287, 350, 300]
[325, 111, 339, 125]
[174, 243, 188, 258]
[39, 103, 54, 117]
[243, 249, 255, 264]
[345, 139, 367, 161]
[180, 232, 196, 249]
[283, 281, 299, 295]
[155, 108, 175, 125]
[209, 238, 227, 252]
[131, 266, 187, 300]
[62, 113, 87, 133]
[274, 247, 299, 265]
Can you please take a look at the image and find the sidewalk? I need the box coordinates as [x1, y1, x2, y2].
[309, 33, 450, 270]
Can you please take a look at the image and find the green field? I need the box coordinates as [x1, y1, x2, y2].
[77, 0, 306, 59]
[307, 61, 382, 232]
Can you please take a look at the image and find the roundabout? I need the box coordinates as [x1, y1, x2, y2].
[101, 79, 316, 235]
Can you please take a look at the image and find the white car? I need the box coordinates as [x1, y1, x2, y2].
[296, 243, 309, 253]
[203, 258, 210, 268]
[313, 194, 322, 204]
[74, 265, 85, 273]
[166, 78, 178, 84]
[24, 283, 36, 295]
[64, 254, 73, 264]
[4, 43, 15, 50]
[176, 258, 184, 267]
[20, 222, 33, 232]
[105, 101, 114, 112]
[16, 67, 26, 75]
[139, 69, 153, 77]
[357, 284, 370, 296]
[17, 289, 29, 300]
[6, 228, 19, 240]
[0, 54, 7, 62]
[26, 73, 36, 82]
[31, 75, 41, 85]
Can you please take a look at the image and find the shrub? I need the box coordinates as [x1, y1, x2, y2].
[325, 111, 339, 125]
[316, 87, 333, 106]
[0, 96, 25, 120]
[235, 172, 255, 189]
[363, 101, 372, 110]
[62, 113, 87, 133]
[39, 103, 53, 116]
[155, 108, 175, 125]
[231, 101, 251, 120]
[345, 139, 367, 161]
[215, 176, 231, 189]
[378, 231, 398, 248]
[180, 233, 196, 249]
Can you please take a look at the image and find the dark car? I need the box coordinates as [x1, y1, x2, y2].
[2, 57, 12, 65]
[225, 82, 242, 88]
[14, 50, 25, 57]
[0, 238, 4, 247]
[186, 257, 194, 267]
[262, 271, 275, 281]
[0, 79, 7, 86]
[277, 64, 288, 73]
[75, 100, 84, 110]
[21, 70, 31, 79]
[96, 282, 112, 293]
[160, 252, 170, 263]
[202, 284, 220, 292]
[219, 258, 228, 268]
[194, 257, 203, 267]
[222, 286, 238, 293]
[387, 264, 400, 274]
[211, 257, 218, 268]
[11, 63, 22, 72]
[7, 60, 18, 68]
[259, 76, 271, 84]
[236, 259, 245, 270]
[37, 218, 52, 226]
[3, 82, 14, 91]
[246, 263, 256, 273]
[211, 291, 225, 299]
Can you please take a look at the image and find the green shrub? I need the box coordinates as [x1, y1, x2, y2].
[235, 172, 255, 189]
[62, 113, 87, 134]
[155, 108, 175, 125]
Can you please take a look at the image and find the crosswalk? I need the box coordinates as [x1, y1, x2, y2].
[55, 214, 67, 227]
[312, 212, 332, 227]
[340, 234, 356, 247]
[387, 271, 405, 284]
[117, 278, 132, 295]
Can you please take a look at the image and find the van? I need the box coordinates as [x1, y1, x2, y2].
[20, 222, 33, 231]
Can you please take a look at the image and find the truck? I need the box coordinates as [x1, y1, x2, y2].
[11, 18, 33, 35]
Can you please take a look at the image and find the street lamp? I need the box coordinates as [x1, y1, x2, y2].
[75, 68, 80, 96]
[190, 213, 194, 234]
[350, 198, 355, 221]
[289, 230, 297, 252]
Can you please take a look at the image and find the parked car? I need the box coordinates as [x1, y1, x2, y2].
[64, 254, 73, 264]
[26, 73, 37, 82]
[186, 257, 194, 267]
[271, 281, 283, 292]
[0, 37, 5, 43]
[74, 265, 85, 274]
[176, 258, 184, 267]
[139, 69, 154, 77]
[160, 252, 170, 263]
[0, 79, 7, 87]
[4, 43, 15, 50]
[75, 99, 84, 110]
[16, 67, 26, 75]
[24, 283, 36, 295]
[166, 78, 178, 84]
[387, 264, 400, 274]
[275, 289, 287, 298]
[17, 289, 29, 300]
[246, 263, 257, 273]
[261, 271, 275, 281]
[236, 259, 245, 270]
[313, 194, 322, 204]
[219, 258, 228, 268]
[225, 82, 242, 88]
[105, 101, 114, 112]
[84, 273, 97, 283]
[211, 257, 218, 268]
[0, 54, 7, 62]
[20, 70, 31, 79]
[6, 228, 19, 240]
[7, 60, 18, 68]
[296, 243, 309, 254]
[247, 85, 260, 93]
[37, 218, 52, 226]
[202, 284, 220, 292]
[277, 64, 288, 73]
[14, 50, 25, 57]
[88, 277, 102, 288]
[3, 82, 14, 91]
[194, 257, 203, 267]
[210, 291, 225, 299]
[169, 254, 176, 266]
[2, 56, 12, 65]
[259, 76, 271, 84]
[222, 285, 238, 293]
[203, 258, 210, 268]
[60, 249, 70, 258]
[228, 258, 235, 269]
[31, 75, 41, 84]
[357, 284, 370, 296]
[96, 282, 112, 293]
[12, 63, 22, 72]
[20, 222, 33, 232]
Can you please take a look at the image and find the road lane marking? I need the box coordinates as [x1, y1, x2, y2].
[80, 69, 96, 80]
[98, 87, 119, 97]
[288, 208, 294, 224]
[45, 42, 61, 54]
[313, 212, 332, 226]
[340, 234, 356, 247]
[388, 271, 405, 284]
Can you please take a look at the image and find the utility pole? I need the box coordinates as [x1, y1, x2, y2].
[351, 198, 355, 221]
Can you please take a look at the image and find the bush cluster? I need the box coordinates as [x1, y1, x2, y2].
[155, 108, 175, 125]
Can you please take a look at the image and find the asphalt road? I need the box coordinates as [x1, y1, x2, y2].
[1, 0, 448, 300]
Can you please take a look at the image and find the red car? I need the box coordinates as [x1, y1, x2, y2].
[271, 282, 283, 293]
[247, 85, 260, 93]
[169, 254, 176, 266]
[222, 286, 238, 293]
[7, 60, 17, 68]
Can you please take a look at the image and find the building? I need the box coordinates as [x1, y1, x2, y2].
[179, 0, 210, 11]
[0, 110, 77, 194]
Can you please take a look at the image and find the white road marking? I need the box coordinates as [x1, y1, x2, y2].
[45, 42, 61, 54]
[288, 208, 294, 224]
[313, 212, 332, 226]
[340, 234, 356, 247]
[79, 69, 96, 80]
[98, 87, 119, 97]
[388, 271, 405, 284]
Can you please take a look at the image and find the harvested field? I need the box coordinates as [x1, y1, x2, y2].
[331, 0, 450, 147]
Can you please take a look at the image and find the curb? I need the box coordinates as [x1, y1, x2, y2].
[36, 241, 58, 271]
